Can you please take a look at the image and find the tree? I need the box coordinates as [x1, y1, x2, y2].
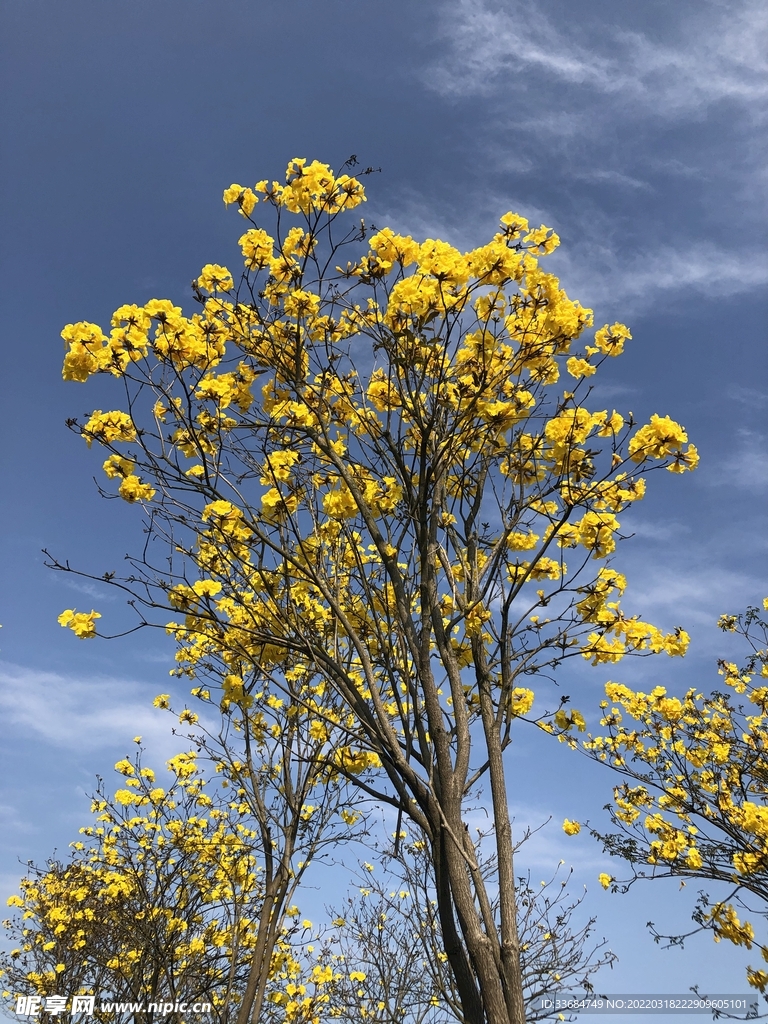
[326, 830, 616, 1024]
[582, 599, 768, 993]
[53, 156, 698, 1024]
[2, 749, 262, 1024]
[2, 746, 351, 1024]
[56, 568, 364, 1023]
[151, 674, 360, 1024]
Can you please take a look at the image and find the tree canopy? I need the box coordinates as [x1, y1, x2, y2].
[45, 157, 699, 1024]
[584, 600, 768, 993]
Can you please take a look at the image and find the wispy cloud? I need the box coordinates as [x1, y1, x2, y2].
[628, 564, 754, 625]
[552, 241, 768, 313]
[372, 183, 767, 316]
[727, 384, 768, 407]
[427, 0, 768, 116]
[506, 799, 611, 875]
[0, 803, 34, 836]
[626, 519, 692, 544]
[415, 0, 768, 319]
[587, 383, 639, 401]
[59, 577, 119, 602]
[573, 170, 653, 192]
[0, 663, 177, 754]
[426, 0, 616, 96]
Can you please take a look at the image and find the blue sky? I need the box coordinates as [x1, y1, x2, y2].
[1, 0, 766, 1012]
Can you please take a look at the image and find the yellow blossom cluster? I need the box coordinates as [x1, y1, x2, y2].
[584, 602, 768, 990]
[1, 752, 266, 1011]
[57, 609, 100, 639]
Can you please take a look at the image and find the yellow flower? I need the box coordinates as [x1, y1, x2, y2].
[103, 454, 134, 479]
[223, 184, 258, 216]
[686, 847, 703, 870]
[192, 579, 222, 597]
[58, 609, 101, 639]
[309, 720, 329, 742]
[82, 409, 136, 447]
[197, 263, 234, 293]
[628, 414, 689, 463]
[598, 873, 613, 889]
[114, 789, 138, 806]
[594, 322, 631, 356]
[239, 228, 274, 269]
[562, 819, 581, 836]
[566, 357, 597, 378]
[509, 688, 535, 717]
[118, 474, 156, 503]
[61, 321, 109, 381]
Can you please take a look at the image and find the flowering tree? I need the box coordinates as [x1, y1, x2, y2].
[583, 600, 768, 993]
[53, 157, 697, 1024]
[55, 572, 361, 1022]
[2, 752, 262, 1024]
[148, 682, 357, 1024]
[2, 749, 356, 1024]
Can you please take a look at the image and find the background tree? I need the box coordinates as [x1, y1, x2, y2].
[56, 599, 362, 1024]
[0, 679, 364, 1024]
[152, 670, 361, 1024]
[1, 746, 348, 1024]
[582, 599, 768, 994]
[326, 829, 616, 1024]
[53, 157, 697, 1024]
[2, 750, 261, 1024]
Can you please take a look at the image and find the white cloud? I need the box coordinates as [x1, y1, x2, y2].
[0, 662, 178, 755]
[618, 561, 763, 646]
[552, 240, 768, 313]
[374, 184, 767, 313]
[0, 802, 33, 836]
[59, 577, 119, 602]
[506, 799, 610, 874]
[573, 169, 653, 192]
[626, 519, 692, 544]
[427, 0, 768, 117]
[421, 0, 768, 298]
[587, 382, 638, 401]
[727, 384, 768, 407]
[427, 0, 615, 96]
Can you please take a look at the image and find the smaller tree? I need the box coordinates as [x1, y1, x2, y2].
[325, 830, 616, 1023]
[151, 672, 363, 1024]
[1, 749, 335, 1024]
[2, 749, 260, 1023]
[582, 599, 768, 993]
